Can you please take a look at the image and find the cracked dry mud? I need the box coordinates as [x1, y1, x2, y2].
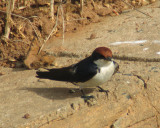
[1, 1, 160, 128]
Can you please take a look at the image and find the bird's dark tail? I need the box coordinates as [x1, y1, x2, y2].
[36, 71, 54, 79]
[36, 67, 75, 82]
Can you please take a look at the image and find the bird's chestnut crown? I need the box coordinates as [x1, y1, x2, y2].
[92, 47, 112, 60]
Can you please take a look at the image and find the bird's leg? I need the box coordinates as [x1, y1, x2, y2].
[80, 89, 85, 96]
[69, 88, 94, 99]
[80, 89, 94, 101]
[97, 86, 109, 96]
[70, 83, 94, 101]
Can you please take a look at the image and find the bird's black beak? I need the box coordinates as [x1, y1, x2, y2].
[106, 57, 112, 61]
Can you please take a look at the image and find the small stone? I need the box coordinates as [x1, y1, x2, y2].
[9, 58, 16, 62]
[23, 113, 30, 119]
[0, 72, 5, 76]
[55, 33, 61, 37]
[90, 33, 96, 40]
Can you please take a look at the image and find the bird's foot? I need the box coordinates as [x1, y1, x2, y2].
[81, 95, 95, 103]
[81, 95, 94, 100]
[97, 86, 109, 97]
[80, 89, 95, 102]
[81, 95, 97, 106]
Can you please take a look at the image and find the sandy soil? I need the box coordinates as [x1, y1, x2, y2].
[0, 0, 156, 69]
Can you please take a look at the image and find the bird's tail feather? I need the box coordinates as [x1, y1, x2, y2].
[36, 67, 75, 82]
[36, 71, 53, 79]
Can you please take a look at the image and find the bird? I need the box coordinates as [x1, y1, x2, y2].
[36, 47, 119, 98]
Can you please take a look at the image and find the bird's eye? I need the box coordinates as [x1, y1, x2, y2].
[101, 55, 106, 59]
[97, 54, 105, 59]
[92, 52, 106, 60]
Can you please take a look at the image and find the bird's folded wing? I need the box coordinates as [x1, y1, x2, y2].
[36, 61, 98, 83]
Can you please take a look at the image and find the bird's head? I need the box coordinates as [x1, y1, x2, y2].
[92, 47, 113, 66]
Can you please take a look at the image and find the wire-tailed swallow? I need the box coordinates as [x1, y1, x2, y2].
[36, 47, 119, 97]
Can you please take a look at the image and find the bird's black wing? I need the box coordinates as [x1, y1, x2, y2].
[72, 57, 99, 82]
[36, 56, 99, 82]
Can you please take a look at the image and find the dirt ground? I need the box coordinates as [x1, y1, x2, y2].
[0, 0, 160, 128]
[0, 0, 156, 69]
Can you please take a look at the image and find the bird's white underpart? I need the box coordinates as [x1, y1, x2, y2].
[78, 60, 115, 88]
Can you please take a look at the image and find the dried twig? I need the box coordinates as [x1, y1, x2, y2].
[28, 16, 38, 19]
[0, 10, 41, 43]
[122, 0, 152, 18]
[38, 1, 67, 55]
[60, 4, 65, 46]
[132, 74, 149, 88]
[80, 0, 83, 16]
[3, 0, 12, 39]
[120, 73, 149, 89]
[35, 0, 83, 54]
[38, 5, 60, 55]
[3, 0, 15, 39]
[11, 0, 15, 11]
[91, 0, 95, 8]
[50, 0, 54, 20]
